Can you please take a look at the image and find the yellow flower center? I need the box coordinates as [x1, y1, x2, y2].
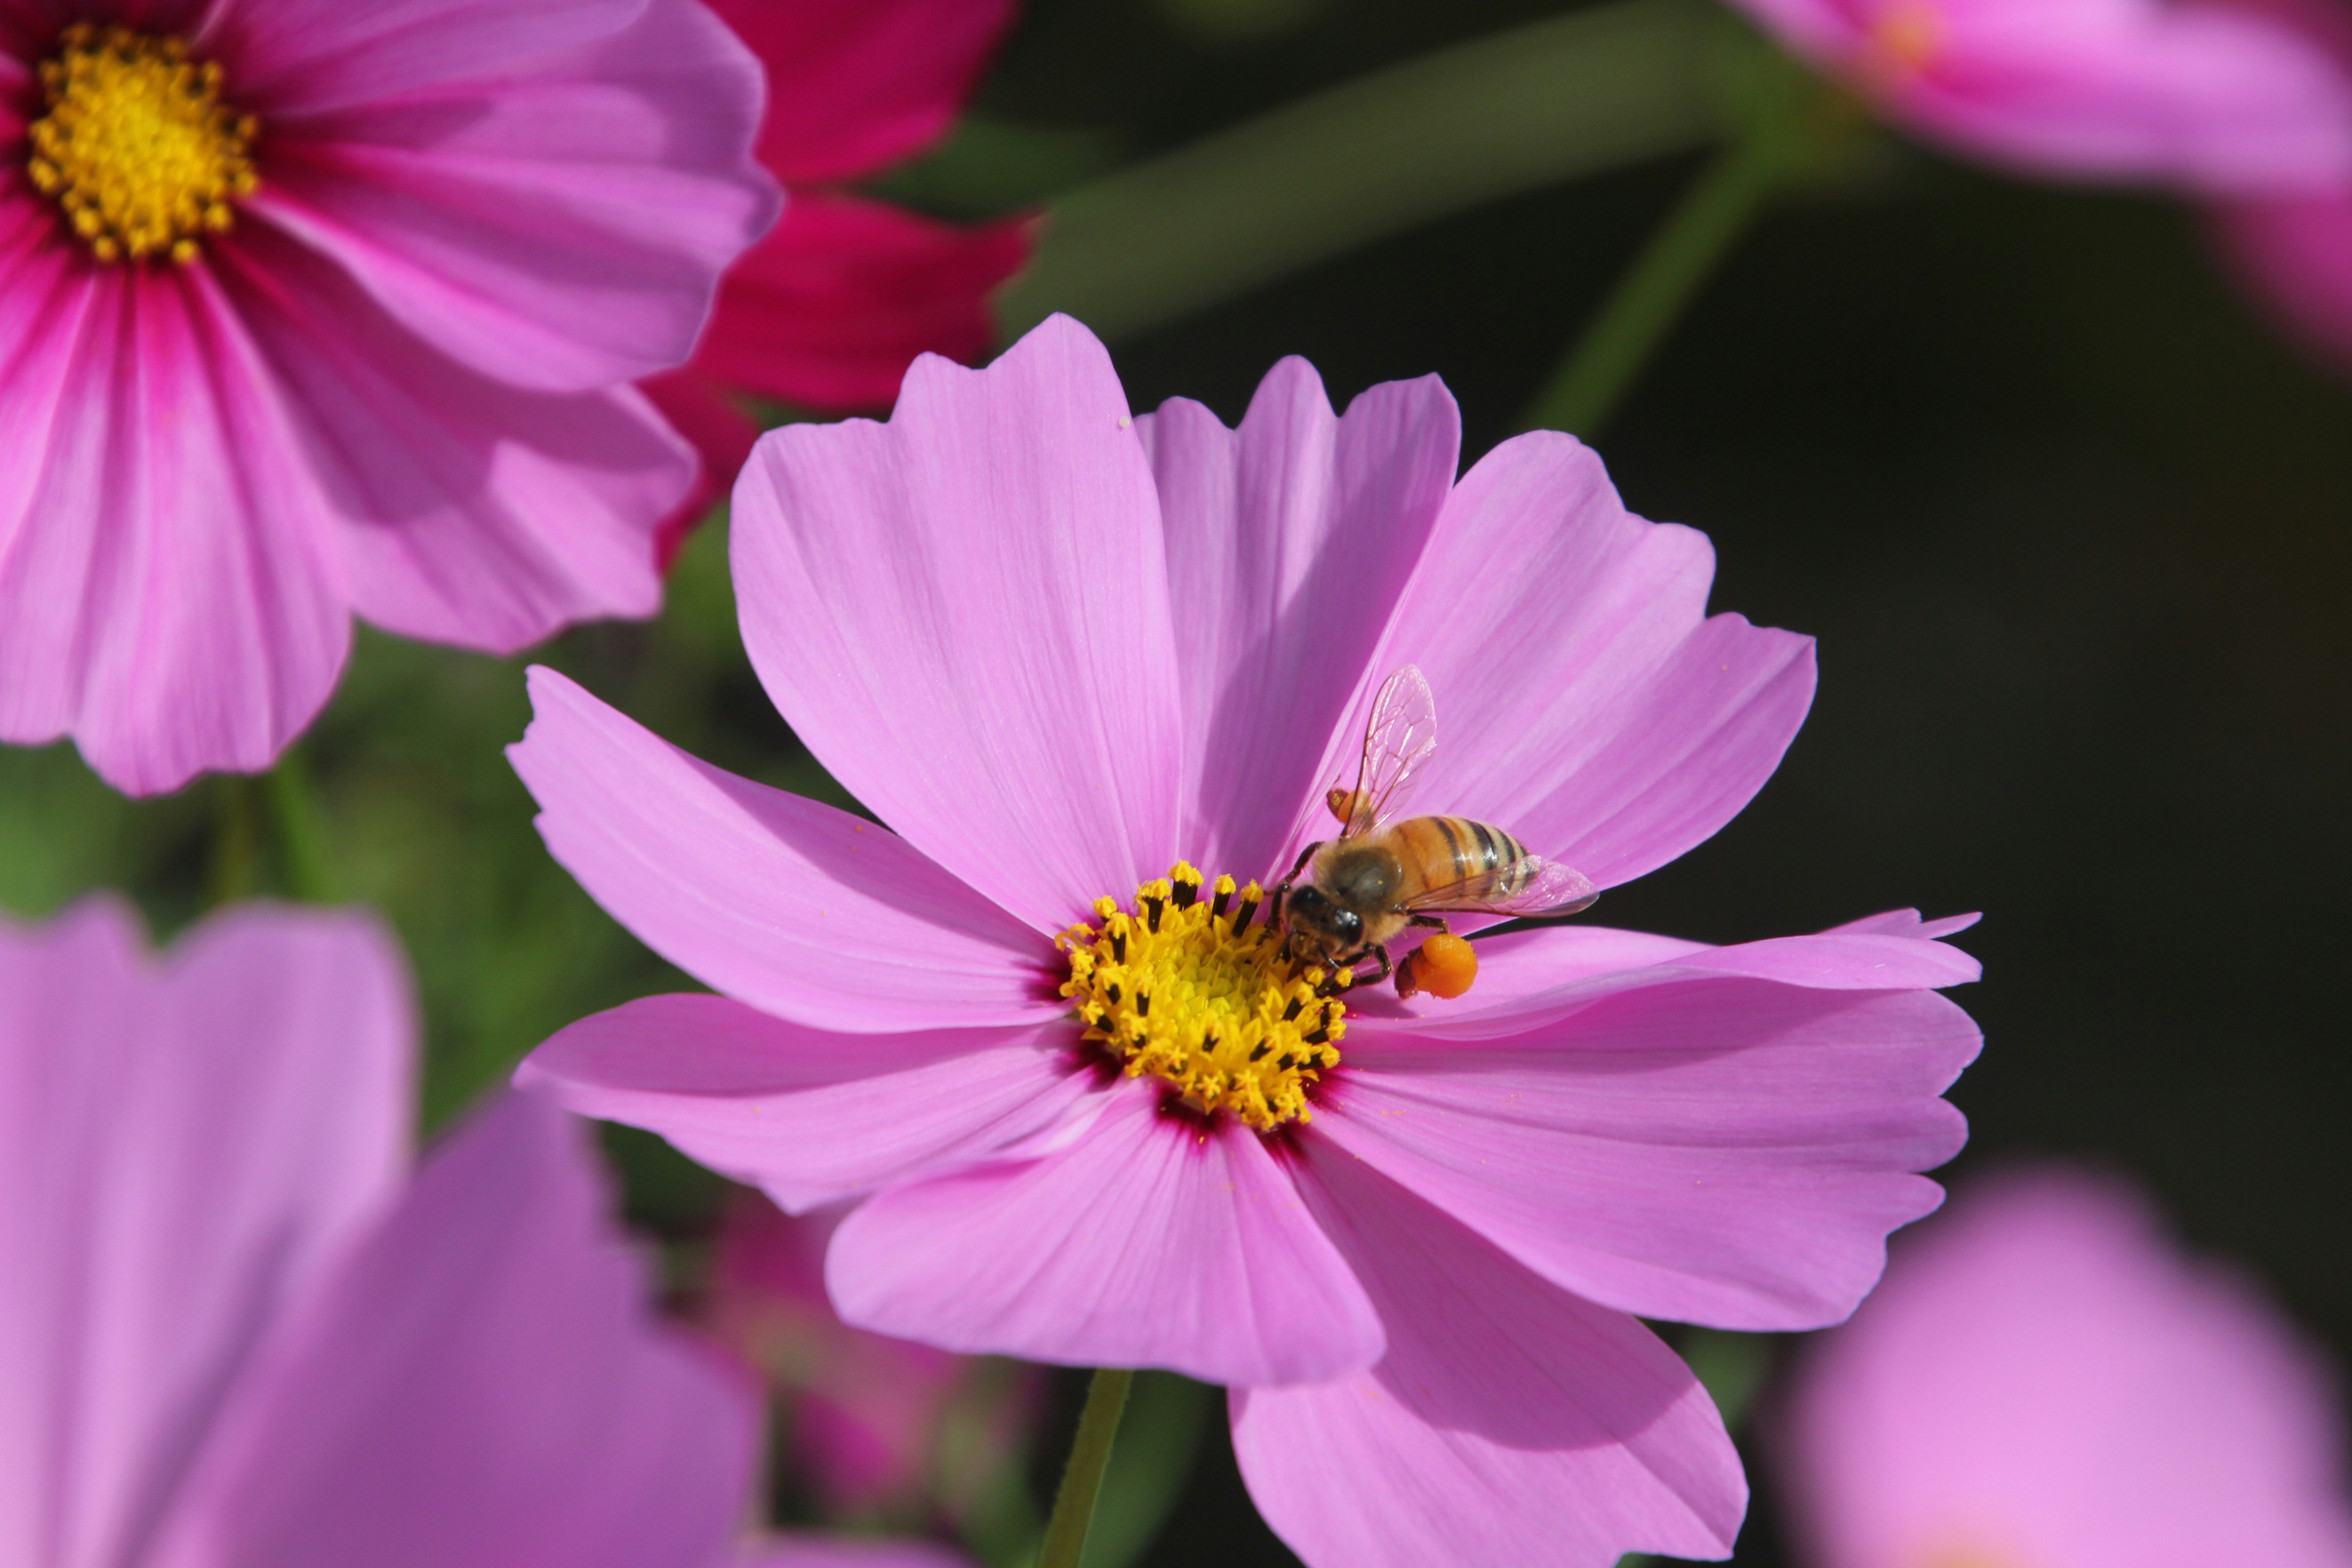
[1059, 862, 1349, 1133]
[26, 23, 259, 264]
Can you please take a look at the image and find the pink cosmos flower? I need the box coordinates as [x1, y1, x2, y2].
[0, 897, 756, 1568]
[704, 1189, 1041, 1523]
[1724, 0, 2352, 190]
[2210, 0, 2352, 374]
[1778, 1165, 2352, 1568]
[641, 0, 1031, 561]
[511, 314, 1985, 1568]
[0, 0, 778, 797]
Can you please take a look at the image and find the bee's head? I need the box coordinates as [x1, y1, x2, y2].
[1281, 883, 1362, 959]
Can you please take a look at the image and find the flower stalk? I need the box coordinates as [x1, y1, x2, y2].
[1038, 1368, 1135, 1568]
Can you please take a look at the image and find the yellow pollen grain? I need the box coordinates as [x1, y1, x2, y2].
[1059, 862, 1349, 1133]
[27, 22, 258, 265]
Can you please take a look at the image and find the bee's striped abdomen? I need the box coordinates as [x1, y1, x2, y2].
[1388, 815, 1532, 902]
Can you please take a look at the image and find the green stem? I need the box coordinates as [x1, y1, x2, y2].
[998, 0, 1722, 345]
[1038, 1368, 1135, 1568]
[1517, 126, 1789, 439]
[261, 748, 344, 903]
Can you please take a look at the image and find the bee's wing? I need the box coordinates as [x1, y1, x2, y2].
[1401, 856, 1599, 919]
[1342, 665, 1438, 839]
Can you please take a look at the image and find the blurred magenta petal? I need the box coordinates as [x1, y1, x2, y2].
[249, 0, 775, 392]
[0, 262, 350, 797]
[2214, 190, 2352, 372]
[707, 0, 1018, 184]
[1140, 358, 1459, 884]
[0, 0, 773, 794]
[828, 1084, 1385, 1385]
[732, 315, 1182, 932]
[522, 316, 1980, 1568]
[1, 901, 757, 1568]
[1234, 1145, 1744, 1568]
[0, 902, 408, 1568]
[1728, 0, 2352, 190]
[1381, 431, 1816, 893]
[511, 666, 1060, 1033]
[688, 192, 1030, 415]
[1319, 929, 1982, 1330]
[148, 1091, 756, 1568]
[1780, 1166, 2352, 1568]
[523, 993, 1094, 1212]
[641, 370, 763, 568]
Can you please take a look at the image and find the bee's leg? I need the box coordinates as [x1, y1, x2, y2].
[1353, 944, 1393, 989]
[1406, 914, 1448, 932]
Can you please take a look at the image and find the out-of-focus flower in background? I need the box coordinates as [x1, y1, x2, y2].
[1778, 1164, 2352, 1568]
[509, 314, 1984, 1568]
[2209, 0, 2352, 375]
[701, 1189, 1042, 1531]
[0, 0, 777, 796]
[1722, 0, 2352, 190]
[643, 0, 1033, 562]
[0, 899, 756, 1568]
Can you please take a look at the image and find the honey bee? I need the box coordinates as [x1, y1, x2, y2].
[1273, 665, 1597, 997]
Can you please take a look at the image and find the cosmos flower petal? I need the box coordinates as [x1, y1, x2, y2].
[641, 369, 761, 568]
[1232, 1143, 1746, 1568]
[519, 994, 1094, 1212]
[247, 0, 778, 393]
[733, 1537, 978, 1568]
[1358, 921, 1982, 1040]
[1779, 1167, 2352, 1568]
[0, 901, 410, 1568]
[1141, 358, 1459, 884]
[511, 666, 1061, 1032]
[1378, 431, 1816, 891]
[1319, 956, 1982, 1330]
[1726, 0, 2352, 192]
[826, 1083, 1385, 1386]
[708, 0, 1020, 184]
[0, 263, 350, 796]
[687, 190, 1031, 414]
[143, 1091, 757, 1568]
[219, 229, 681, 655]
[733, 314, 1184, 934]
[2214, 189, 2352, 377]
[217, 0, 646, 116]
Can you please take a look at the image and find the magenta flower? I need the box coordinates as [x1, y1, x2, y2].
[1725, 0, 2352, 190]
[511, 315, 1983, 1568]
[1778, 1165, 2352, 1568]
[0, 897, 758, 1568]
[704, 1189, 1041, 1523]
[0, 0, 778, 797]
[2210, 0, 2352, 375]
[641, 0, 1031, 562]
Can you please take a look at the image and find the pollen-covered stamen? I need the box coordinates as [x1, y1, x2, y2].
[28, 23, 260, 264]
[1058, 862, 1348, 1132]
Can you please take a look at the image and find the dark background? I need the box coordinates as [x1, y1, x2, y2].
[985, 0, 2352, 1562]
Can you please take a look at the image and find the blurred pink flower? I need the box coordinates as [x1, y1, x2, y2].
[643, 0, 1032, 563]
[511, 315, 1985, 1568]
[0, 898, 758, 1568]
[1725, 0, 2352, 190]
[0, 0, 778, 797]
[1779, 1165, 2352, 1568]
[703, 1189, 1039, 1523]
[2209, 0, 2352, 374]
